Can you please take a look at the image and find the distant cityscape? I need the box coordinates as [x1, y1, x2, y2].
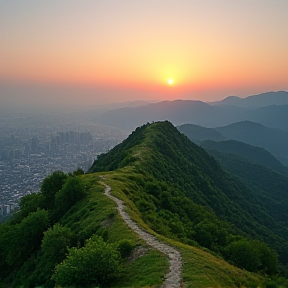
[0, 115, 126, 221]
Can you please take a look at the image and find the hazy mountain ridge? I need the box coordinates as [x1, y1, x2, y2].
[90, 99, 219, 130]
[216, 121, 288, 165]
[91, 91, 288, 131]
[177, 123, 226, 143]
[212, 91, 288, 108]
[178, 121, 288, 167]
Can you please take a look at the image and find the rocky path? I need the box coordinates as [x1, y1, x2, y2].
[103, 183, 182, 288]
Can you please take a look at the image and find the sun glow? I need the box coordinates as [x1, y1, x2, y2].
[167, 78, 174, 85]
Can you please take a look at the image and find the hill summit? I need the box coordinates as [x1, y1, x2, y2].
[89, 121, 288, 267]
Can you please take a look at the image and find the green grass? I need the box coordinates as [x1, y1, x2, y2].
[95, 170, 265, 288]
[61, 173, 143, 245]
[110, 250, 169, 288]
[0, 161, 283, 287]
[179, 245, 261, 288]
[63, 173, 170, 288]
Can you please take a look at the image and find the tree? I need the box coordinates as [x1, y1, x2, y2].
[52, 236, 120, 287]
[11, 193, 43, 224]
[4, 209, 49, 267]
[256, 240, 278, 274]
[41, 171, 68, 210]
[51, 176, 86, 222]
[194, 220, 218, 249]
[41, 223, 73, 265]
[227, 239, 278, 274]
[227, 239, 260, 272]
[73, 167, 85, 176]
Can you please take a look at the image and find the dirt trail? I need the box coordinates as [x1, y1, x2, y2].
[103, 183, 182, 288]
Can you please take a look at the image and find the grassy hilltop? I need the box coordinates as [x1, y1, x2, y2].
[0, 121, 287, 287]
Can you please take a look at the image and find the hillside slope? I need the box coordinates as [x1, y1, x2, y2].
[216, 121, 288, 165]
[201, 148, 288, 225]
[89, 121, 288, 265]
[1, 121, 288, 287]
[201, 139, 288, 176]
[177, 123, 226, 143]
[0, 171, 267, 288]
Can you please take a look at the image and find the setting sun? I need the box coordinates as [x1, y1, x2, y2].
[167, 79, 174, 85]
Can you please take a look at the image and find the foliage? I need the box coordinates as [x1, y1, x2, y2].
[0, 209, 49, 269]
[41, 223, 73, 265]
[10, 192, 43, 224]
[1, 121, 286, 287]
[207, 150, 288, 224]
[52, 236, 120, 287]
[41, 170, 68, 210]
[72, 167, 85, 176]
[226, 239, 277, 273]
[200, 139, 288, 176]
[89, 121, 284, 273]
[50, 176, 86, 222]
[117, 239, 133, 258]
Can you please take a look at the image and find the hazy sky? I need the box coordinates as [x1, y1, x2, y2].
[1, 0, 287, 109]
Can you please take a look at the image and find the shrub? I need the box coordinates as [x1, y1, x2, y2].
[117, 239, 133, 258]
[52, 236, 120, 287]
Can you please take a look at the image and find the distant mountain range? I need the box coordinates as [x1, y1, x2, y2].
[200, 139, 288, 177]
[178, 123, 226, 144]
[178, 121, 288, 167]
[89, 91, 288, 132]
[211, 91, 288, 108]
[216, 121, 288, 165]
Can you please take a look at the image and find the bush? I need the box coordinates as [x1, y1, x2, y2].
[52, 236, 120, 287]
[41, 223, 73, 264]
[2, 209, 49, 267]
[226, 239, 278, 274]
[117, 240, 133, 258]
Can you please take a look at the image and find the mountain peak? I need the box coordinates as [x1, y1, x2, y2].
[218, 91, 288, 108]
[89, 120, 288, 267]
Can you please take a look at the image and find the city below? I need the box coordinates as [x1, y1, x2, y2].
[0, 113, 126, 222]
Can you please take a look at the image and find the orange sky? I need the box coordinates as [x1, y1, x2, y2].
[0, 0, 287, 108]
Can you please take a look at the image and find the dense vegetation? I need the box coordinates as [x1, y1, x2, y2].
[201, 139, 288, 176]
[202, 150, 288, 241]
[1, 121, 287, 287]
[0, 170, 158, 287]
[89, 121, 288, 270]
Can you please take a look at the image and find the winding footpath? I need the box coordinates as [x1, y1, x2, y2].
[103, 183, 182, 288]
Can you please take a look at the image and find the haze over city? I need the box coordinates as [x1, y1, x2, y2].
[1, 0, 288, 110]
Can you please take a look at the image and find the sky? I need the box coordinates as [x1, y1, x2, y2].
[1, 0, 288, 109]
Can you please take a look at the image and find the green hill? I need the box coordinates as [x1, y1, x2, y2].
[1, 121, 287, 287]
[89, 122, 288, 265]
[203, 149, 288, 225]
[201, 139, 288, 176]
[216, 121, 288, 165]
[177, 123, 226, 144]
